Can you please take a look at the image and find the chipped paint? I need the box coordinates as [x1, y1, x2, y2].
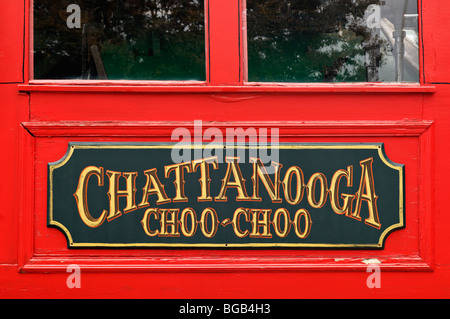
[362, 258, 381, 264]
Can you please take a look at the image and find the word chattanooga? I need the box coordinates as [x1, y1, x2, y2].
[73, 155, 380, 240]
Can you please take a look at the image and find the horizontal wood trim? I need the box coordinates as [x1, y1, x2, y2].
[18, 82, 436, 94]
[20, 255, 433, 273]
[22, 120, 433, 137]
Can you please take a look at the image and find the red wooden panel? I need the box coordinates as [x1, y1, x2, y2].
[0, 85, 29, 264]
[421, 0, 450, 83]
[0, 1, 26, 83]
[23, 90, 430, 123]
[425, 88, 450, 266]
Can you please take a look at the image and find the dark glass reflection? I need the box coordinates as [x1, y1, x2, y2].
[34, 0, 206, 80]
[247, 0, 419, 83]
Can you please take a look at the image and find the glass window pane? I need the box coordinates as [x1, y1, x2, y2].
[34, 0, 206, 81]
[246, 0, 419, 83]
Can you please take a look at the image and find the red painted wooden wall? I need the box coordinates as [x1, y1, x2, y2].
[1, 0, 450, 299]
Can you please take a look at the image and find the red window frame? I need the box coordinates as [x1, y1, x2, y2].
[23, 0, 433, 92]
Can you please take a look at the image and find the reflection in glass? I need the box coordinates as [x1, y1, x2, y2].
[247, 0, 419, 83]
[34, 0, 206, 80]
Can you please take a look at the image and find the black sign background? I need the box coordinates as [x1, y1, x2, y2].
[48, 143, 404, 249]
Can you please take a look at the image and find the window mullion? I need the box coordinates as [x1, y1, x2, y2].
[207, 0, 242, 86]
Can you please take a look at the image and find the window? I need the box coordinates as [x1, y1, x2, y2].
[33, 0, 206, 81]
[33, 0, 420, 84]
[246, 0, 419, 83]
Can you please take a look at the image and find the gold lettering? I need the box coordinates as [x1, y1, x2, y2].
[329, 166, 355, 215]
[199, 208, 219, 238]
[105, 170, 138, 221]
[179, 207, 198, 237]
[306, 173, 328, 209]
[249, 158, 282, 203]
[140, 208, 159, 237]
[215, 157, 250, 201]
[192, 157, 219, 201]
[249, 209, 272, 238]
[281, 166, 305, 205]
[352, 158, 381, 229]
[165, 162, 192, 202]
[159, 208, 180, 237]
[292, 208, 311, 239]
[271, 208, 291, 238]
[138, 168, 171, 208]
[231, 207, 250, 238]
[73, 166, 108, 228]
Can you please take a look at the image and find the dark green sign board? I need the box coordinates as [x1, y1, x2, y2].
[48, 143, 404, 249]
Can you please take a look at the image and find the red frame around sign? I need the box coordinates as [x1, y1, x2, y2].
[17, 119, 434, 273]
[16, 0, 435, 273]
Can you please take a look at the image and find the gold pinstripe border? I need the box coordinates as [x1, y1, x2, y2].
[48, 143, 404, 249]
